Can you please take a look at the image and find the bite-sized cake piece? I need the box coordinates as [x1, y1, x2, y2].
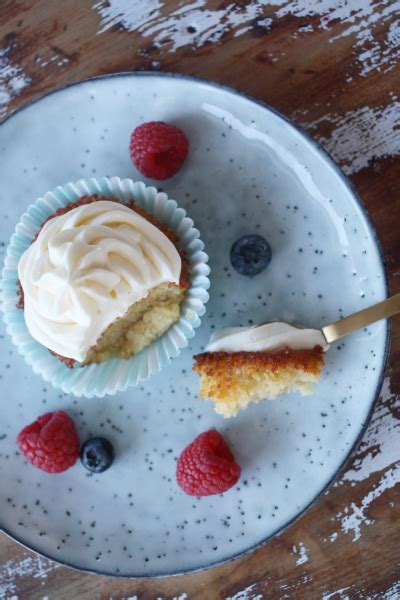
[17, 195, 189, 366]
[193, 323, 329, 417]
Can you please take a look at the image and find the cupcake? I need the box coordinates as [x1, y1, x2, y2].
[18, 195, 189, 367]
[1, 177, 209, 396]
[193, 322, 329, 417]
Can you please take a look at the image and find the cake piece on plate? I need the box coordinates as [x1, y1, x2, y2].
[193, 323, 329, 417]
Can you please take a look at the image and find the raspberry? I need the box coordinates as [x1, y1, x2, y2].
[129, 121, 189, 180]
[176, 430, 241, 496]
[17, 411, 80, 473]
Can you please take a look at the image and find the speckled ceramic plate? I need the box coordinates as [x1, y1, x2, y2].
[0, 73, 388, 578]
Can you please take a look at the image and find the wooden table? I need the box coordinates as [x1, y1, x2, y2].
[1, 2, 399, 598]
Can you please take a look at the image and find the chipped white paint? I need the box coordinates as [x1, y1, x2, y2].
[35, 53, 70, 68]
[94, 0, 266, 50]
[0, 47, 31, 119]
[155, 595, 189, 600]
[381, 581, 400, 599]
[326, 377, 400, 542]
[292, 541, 309, 565]
[322, 587, 352, 600]
[93, 0, 400, 77]
[93, 0, 163, 34]
[279, 575, 311, 596]
[146, 2, 266, 52]
[0, 554, 60, 598]
[355, 17, 400, 76]
[226, 583, 263, 600]
[111, 594, 188, 599]
[303, 100, 400, 174]
[337, 464, 400, 542]
[328, 3, 400, 76]
[343, 378, 400, 482]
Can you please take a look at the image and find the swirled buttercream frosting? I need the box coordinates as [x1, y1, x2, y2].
[205, 323, 329, 353]
[18, 200, 182, 361]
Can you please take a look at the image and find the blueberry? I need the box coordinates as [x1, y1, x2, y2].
[230, 235, 272, 276]
[80, 437, 114, 473]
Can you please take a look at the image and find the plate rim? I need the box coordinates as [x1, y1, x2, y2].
[0, 70, 390, 579]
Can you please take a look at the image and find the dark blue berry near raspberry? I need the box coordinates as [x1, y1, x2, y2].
[230, 234, 272, 276]
[80, 437, 114, 473]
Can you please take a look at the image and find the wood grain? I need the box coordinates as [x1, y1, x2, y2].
[1, 1, 399, 598]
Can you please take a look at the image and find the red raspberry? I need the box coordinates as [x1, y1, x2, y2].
[129, 121, 189, 180]
[176, 430, 241, 496]
[17, 411, 79, 474]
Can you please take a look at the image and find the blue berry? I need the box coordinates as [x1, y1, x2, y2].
[80, 437, 114, 473]
[230, 235, 272, 276]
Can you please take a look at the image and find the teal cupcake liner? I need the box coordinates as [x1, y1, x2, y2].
[0, 177, 210, 397]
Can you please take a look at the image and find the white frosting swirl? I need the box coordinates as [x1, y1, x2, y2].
[18, 200, 182, 362]
[205, 323, 329, 353]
